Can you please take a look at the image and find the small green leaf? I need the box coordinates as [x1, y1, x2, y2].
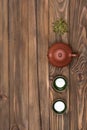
[53, 18, 68, 35]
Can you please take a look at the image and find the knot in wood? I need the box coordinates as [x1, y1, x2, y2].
[58, 0, 64, 3]
[11, 125, 20, 130]
[0, 94, 8, 101]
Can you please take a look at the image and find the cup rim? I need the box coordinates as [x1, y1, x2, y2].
[52, 99, 67, 114]
[52, 75, 67, 92]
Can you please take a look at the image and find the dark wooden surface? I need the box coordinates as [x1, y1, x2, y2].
[0, 0, 9, 130]
[29, 0, 41, 130]
[70, 0, 87, 130]
[9, 0, 29, 130]
[0, 0, 87, 130]
[49, 0, 70, 130]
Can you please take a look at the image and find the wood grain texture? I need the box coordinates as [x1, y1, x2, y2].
[0, 0, 9, 130]
[8, 0, 29, 129]
[49, 0, 70, 130]
[37, 0, 49, 130]
[70, 0, 87, 130]
[0, 0, 87, 129]
[28, 0, 41, 130]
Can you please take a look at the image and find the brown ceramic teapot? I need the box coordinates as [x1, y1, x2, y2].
[47, 42, 79, 67]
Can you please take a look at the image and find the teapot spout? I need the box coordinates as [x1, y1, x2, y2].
[69, 53, 80, 57]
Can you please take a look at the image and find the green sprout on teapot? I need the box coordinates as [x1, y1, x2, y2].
[53, 18, 68, 35]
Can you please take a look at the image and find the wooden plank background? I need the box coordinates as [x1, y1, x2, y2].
[0, 0, 87, 130]
[9, 0, 29, 130]
[70, 0, 87, 130]
[49, 0, 69, 130]
[0, 0, 9, 130]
